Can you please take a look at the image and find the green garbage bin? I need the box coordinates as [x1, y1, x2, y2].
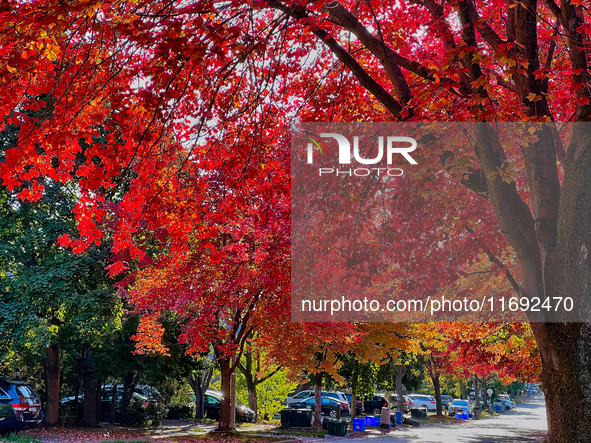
[327, 419, 348, 436]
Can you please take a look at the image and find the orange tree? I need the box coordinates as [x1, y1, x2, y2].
[270, 322, 419, 427]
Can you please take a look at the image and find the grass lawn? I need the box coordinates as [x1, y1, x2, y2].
[0, 435, 43, 443]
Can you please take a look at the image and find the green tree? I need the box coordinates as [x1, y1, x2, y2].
[0, 180, 122, 425]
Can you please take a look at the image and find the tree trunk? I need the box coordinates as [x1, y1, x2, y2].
[109, 383, 117, 424]
[73, 377, 80, 419]
[431, 374, 442, 416]
[240, 352, 258, 420]
[473, 374, 479, 419]
[218, 358, 233, 431]
[42, 342, 60, 426]
[395, 365, 406, 413]
[482, 377, 488, 410]
[313, 373, 323, 429]
[121, 371, 140, 424]
[460, 380, 466, 400]
[188, 375, 203, 420]
[531, 323, 591, 441]
[79, 346, 98, 427]
[535, 124, 591, 442]
[350, 367, 359, 419]
[248, 386, 257, 421]
[188, 368, 212, 421]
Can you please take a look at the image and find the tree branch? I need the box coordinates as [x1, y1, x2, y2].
[324, 1, 413, 104]
[465, 226, 521, 294]
[270, 1, 403, 118]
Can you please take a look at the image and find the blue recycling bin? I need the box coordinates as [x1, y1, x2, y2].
[352, 418, 365, 431]
[394, 411, 403, 425]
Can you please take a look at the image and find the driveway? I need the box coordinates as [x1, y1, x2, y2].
[324, 395, 548, 443]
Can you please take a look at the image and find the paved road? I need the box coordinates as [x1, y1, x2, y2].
[324, 395, 548, 443]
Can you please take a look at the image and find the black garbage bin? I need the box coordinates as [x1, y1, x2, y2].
[280, 409, 291, 428]
[290, 408, 313, 427]
[410, 408, 427, 418]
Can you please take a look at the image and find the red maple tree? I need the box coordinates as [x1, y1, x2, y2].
[1, 1, 590, 440]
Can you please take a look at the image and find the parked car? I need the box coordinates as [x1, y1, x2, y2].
[343, 393, 364, 415]
[389, 394, 410, 412]
[323, 391, 348, 404]
[62, 389, 153, 423]
[0, 378, 43, 435]
[493, 395, 516, 411]
[289, 396, 350, 418]
[448, 399, 473, 416]
[285, 390, 347, 406]
[204, 390, 255, 422]
[284, 390, 315, 405]
[406, 394, 437, 412]
[440, 395, 454, 410]
[363, 395, 389, 415]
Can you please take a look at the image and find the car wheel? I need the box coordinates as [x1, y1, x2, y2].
[330, 410, 337, 418]
[421, 404, 428, 410]
[505, 406, 511, 411]
[373, 408, 381, 415]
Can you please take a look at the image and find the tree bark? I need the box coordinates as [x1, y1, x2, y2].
[431, 374, 442, 416]
[349, 363, 359, 419]
[79, 346, 98, 427]
[42, 342, 60, 426]
[240, 352, 258, 419]
[187, 368, 213, 420]
[395, 365, 406, 413]
[313, 373, 323, 429]
[109, 383, 117, 424]
[218, 358, 233, 431]
[473, 375, 480, 419]
[190, 378, 204, 420]
[533, 124, 591, 441]
[121, 371, 140, 424]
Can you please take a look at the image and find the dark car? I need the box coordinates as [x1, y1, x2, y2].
[343, 393, 364, 416]
[204, 390, 255, 422]
[363, 395, 389, 415]
[61, 387, 155, 423]
[289, 396, 350, 418]
[98, 388, 153, 422]
[0, 378, 43, 435]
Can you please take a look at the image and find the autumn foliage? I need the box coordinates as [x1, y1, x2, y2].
[1, 0, 590, 440]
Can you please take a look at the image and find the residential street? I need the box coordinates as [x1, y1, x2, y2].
[327, 395, 548, 443]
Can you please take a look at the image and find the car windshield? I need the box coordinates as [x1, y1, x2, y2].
[453, 400, 468, 406]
